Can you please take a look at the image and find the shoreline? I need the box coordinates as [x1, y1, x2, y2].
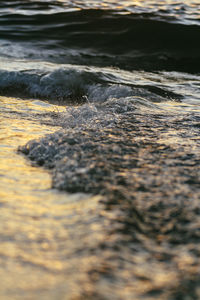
[18, 99, 200, 299]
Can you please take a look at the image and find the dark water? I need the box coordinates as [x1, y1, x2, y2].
[0, 1, 200, 299]
[0, 0, 200, 101]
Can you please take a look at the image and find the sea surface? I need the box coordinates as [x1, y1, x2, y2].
[0, 1, 200, 299]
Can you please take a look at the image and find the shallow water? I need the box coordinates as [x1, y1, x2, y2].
[18, 97, 200, 300]
[0, 97, 105, 299]
[0, 96, 60, 199]
[0, 0, 200, 299]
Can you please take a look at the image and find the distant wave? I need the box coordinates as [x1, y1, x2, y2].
[0, 0, 199, 25]
[1, 9, 199, 49]
[0, 9, 199, 73]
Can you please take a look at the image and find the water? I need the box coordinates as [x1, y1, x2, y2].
[0, 97, 105, 299]
[0, 1, 200, 299]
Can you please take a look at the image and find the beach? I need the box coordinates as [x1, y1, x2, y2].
[0, 1, 200, 299]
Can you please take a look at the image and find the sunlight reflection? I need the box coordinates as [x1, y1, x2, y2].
[0, 96, 104, 299]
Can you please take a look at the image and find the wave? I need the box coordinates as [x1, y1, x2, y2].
[0, 63, 186, 103]
[1, 9, 199, 50]
[0, 9, 199, 73]
[0, 1, 199, 24]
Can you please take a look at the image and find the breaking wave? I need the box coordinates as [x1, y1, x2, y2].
[0, 62, 188, 103]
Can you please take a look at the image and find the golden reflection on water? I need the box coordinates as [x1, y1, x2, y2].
[0, 96, 104, 299]
[0, 97, 59, 201]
